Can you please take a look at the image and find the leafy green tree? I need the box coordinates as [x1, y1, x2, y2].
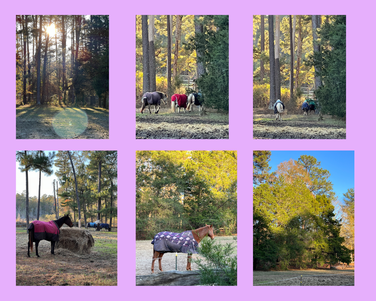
[253, 151, 271, 185]
[308, 15, 346, 117]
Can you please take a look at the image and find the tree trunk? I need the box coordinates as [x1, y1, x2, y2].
[53, 179, 58, 219]
[110, 180, 113, 229]
[74, 15, 82, 105]
[312, 15, 322, 91]
[56, 28, 61, 105]
[268, 15, 275, 109]
[42, 19, 50, 105]
[289, 15, 294, 104]
[36, 16, 42, 105]
[142, 15, 150, 94]
[97, 159, 102, 220]
[56, 181, 59, 217]
[274, 15, 281, 101]
[194, 15, 205, 82]
[148, 15, 156, 92]
[260, 15, 265, 83]
[173, 15, 182, 81]
[295, 16, 302, 91]
[37, 169, 41, 220]
[68, 151, 81, 228]
[26, 15, 31, 104]
[62, 16, 66, 104]
[167, 15, 172, 98]
[22, 16, 27, 105]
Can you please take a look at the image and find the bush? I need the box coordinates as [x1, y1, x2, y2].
[253, 84, 290, 108]
[194, 237, 237, 286]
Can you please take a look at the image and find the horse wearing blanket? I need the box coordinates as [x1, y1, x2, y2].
[140, 91, 167, 114]
[171, 94, 188, 113]
[27, 214, 73, 257]
[187, 93, 204, 112]
[274, 99, 285, 121]
[151, 224, 214, 273]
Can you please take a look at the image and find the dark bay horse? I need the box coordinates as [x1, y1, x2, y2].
[140, 91, 167, 114]
[151, 224, 214, 273]
[27, 215, 73, 257]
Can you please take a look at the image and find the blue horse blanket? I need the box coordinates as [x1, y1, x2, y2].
[29, 220, 60, 242]
[302, 102, 309, 110]
[142, 92, 161, 105]
[151, 231, 199, 254]
[100, 223, 110, 229]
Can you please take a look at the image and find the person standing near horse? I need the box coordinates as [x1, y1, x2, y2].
[27, 214, 73, 257]
[151, 225, 214, 273]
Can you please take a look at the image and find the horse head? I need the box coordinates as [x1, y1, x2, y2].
[207, 224, 215, 240]
[64, 214, 74, 227]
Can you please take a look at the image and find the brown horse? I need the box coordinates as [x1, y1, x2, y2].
[151, 224, 215, 273]
[27, 214, 73, 257]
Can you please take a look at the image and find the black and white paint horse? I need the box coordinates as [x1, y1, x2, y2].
[274, 100, 285, 121]
[140, 91, 167, 114]
[187, 93, 204, 112]
[27, 215, 73, 257]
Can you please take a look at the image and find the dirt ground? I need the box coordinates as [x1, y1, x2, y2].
[16, 229, 117, 286]
[253, 108, 346, 139]
[253, 269, 354, 286]
[16, 105, 109, 139]
[136, 107, 229, 139]
[136, 236, 237, 275]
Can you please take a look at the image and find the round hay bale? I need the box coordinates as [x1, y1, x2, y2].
[56, 228, 94, 254]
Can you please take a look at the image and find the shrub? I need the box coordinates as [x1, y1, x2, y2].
[194, 237, 237, 286]
[253, 84, 290, 108]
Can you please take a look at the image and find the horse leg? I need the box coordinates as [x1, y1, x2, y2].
[51, 241, 55, 255]
[35, 240, 40, 257]
[27, 237, 31, 257]
[187, 254, 192, 271]
[155, 105, 160, 114]
[158, 252, 164, 272]
[151, 250, 157, 273]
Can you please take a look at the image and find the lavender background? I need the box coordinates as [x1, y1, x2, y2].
[2, 0, 374, 299]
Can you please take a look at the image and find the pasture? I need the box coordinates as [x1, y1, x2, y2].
[253, 108, 346, 139]
[136, 107, 229, 139]
[16, 228, 117, 286]
[136, 236, 236, 275]
[253, 269, 354, 286]
[16, 105, 109, 139]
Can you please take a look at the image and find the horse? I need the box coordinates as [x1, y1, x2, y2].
[171, 94, 188, 113]
[27, 214, 73, 257]
[302, 102, 316, 115]
[151, 224, 214, 273]
[100, 223, 111, 231]
[86, 222, 102, 231]
[187, 93, 204, 112]
[274, 100, 285, 121]
[140, 91, 167, 114]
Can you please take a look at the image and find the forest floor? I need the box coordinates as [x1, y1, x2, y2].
[253, 108, 346, 139]
[253, 269, 354, 286]
[136, 236, 237, 275]
[136, 107, 229, 139]
[16, 105, 109, 139]
[16, 229, 117, 286]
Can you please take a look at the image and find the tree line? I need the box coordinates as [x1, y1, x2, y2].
[16, 151, 117, 228]
[136, 151, 237, 239]
[253, 151, 354, 270]
[253, 15, 346, 117]
[136, 15, 229, 111]
[16, 15, 109, 108]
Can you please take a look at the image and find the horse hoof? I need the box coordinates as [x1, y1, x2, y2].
[37, 255, 40, 258]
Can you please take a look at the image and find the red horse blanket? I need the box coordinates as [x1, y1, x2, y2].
[172, 94, 187, 108]
[32, 220, 60, 242]
[151, 230, 199, 254]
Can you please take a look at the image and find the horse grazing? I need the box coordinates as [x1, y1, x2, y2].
[151, 224, 214, 273]
[171, 94, 188, 113]
[140, 91, 167, 114]
[302, 101, 316, 115]
[187, 93, 204, 112]
[274, 100, 285, 121]
[27, 215, 73, 257]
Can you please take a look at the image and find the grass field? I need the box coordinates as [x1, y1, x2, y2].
[16, 229, 117, 286]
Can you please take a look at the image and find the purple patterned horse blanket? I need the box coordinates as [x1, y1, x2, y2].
[142, 92, 161, 106]
[151, 230, 199, 254]
[31, 220, 60, 242]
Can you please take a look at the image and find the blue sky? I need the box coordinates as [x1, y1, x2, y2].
[269, 151, 354, 203]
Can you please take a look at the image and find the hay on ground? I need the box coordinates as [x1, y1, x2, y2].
[56, 228, 94, 254]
